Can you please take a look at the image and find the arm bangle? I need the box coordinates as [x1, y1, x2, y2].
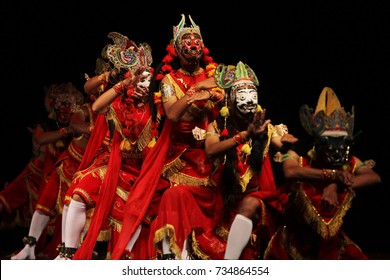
[322, 169, 336, 182]
[113, 82, 125, 96]
[233, 132, 247, 144]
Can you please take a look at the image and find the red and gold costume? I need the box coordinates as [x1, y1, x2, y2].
[191, 123, 284, 259]
[0, 118, 71, 229]
[264, 87, 377, 260]
[148, 69, 222, 259]
[72, 93, 159, 259]
[5, 82, 85, 260]
[0, 147, 58, 228]
[111, 15, 223, 260]
[36, 140, 87, 217]
[29, 103, 96, 257]
[264, 155, 367, 259]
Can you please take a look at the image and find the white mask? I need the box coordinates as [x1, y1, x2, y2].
[233, 83, 258, 114]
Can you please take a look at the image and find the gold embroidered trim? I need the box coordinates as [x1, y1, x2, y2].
[57, 164, 72, 186]
[35, 204, 52, 214]
[136, 118, 153, 151]
[108, 213, 153, 234]
[237, 166, 254, 192]
[67, 141, 84, 163]
[27, 161, 43, 177]
[190, 230, 210, 260]
[215, 224, 229, 240]
[263, 123, 273, 159]
[73, 165, 107, 183]
[282, 226, 305, 260]
[97, 228, 111, 242]
[73, 187, 95, 207]
[108, 216, 122, 233]
[162, 156, 186, 177]
[153, 224, 182, 259]
[108, 106, 153, 153]
[264, 226, 305, 260]
[167, 172, 210, 187]
[294, 184, 355, 238]
[54, 164, 72, 214]
[115, 186, 129, 202]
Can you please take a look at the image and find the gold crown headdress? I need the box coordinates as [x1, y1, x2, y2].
[105, 32, 153, 73]
[214, 61, 259, 102]
[172, 14, 203, 48]
[299, 87, 354, 138]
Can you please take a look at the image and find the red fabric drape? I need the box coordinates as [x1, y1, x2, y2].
[111, 120, 173, 259]
[77, 114, 108, 172]
[73, 131, 122, 259]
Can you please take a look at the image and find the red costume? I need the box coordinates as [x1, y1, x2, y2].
[264, 156, 367, 259]
[111, 15, 224, 260]
[72, 86, 159, 259]
[148, 70, 222, 259]
[0, 107, 73, 228]
[191, 125, 284, 260]
[264, 87, 379, 260]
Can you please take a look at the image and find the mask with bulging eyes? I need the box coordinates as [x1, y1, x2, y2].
[232, 83, 258, 115]
[176, 32, 204, 63]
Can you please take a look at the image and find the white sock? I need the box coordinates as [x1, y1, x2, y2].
[64, 200, 86, 249]
[181, 239, 188, 260]
[11, 211, 50, 260]
[224, 214, 253, 260]
[53, 205, 68, 260]
[125, 224, 142, 252]
[162, 236, 171, 255]
[161, 235, 178, 259]
[61, 205, 68, 242]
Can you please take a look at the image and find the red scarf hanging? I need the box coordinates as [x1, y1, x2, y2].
[111, 120, 173, 259]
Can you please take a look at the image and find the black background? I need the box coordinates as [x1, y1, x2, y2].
[1, 1, 389, 258]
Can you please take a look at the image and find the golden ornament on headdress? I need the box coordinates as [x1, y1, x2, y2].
[299, 87, 354, 138]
